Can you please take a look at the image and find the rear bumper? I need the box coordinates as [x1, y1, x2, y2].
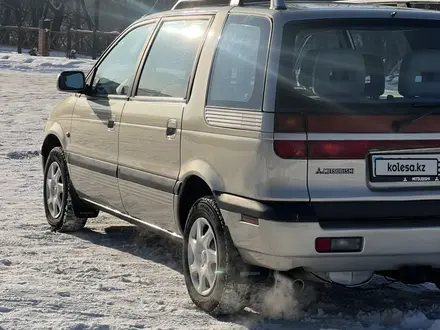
[217, 193, 440, 272]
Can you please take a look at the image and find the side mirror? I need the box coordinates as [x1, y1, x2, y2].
[57, 71, 86, 93]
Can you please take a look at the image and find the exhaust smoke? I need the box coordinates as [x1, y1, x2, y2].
[249, 271, 316, 320]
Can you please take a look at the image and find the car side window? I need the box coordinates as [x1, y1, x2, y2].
[136, 19, 210, 98]
[207, 15, 271, 110]
[91, 23, 155, 96]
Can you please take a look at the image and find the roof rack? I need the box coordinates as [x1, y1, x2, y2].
[172, 0, 287, 10]
[336, 0, 440, 6]
[171, 0, 440, 11]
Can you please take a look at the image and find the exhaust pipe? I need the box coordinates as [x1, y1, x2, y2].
[274, 271, 305, 293]
[292, 278, 305, 293]
[290, 268, 373, 287]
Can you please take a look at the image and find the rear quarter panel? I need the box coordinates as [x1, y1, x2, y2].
[180, 9, 309, 202]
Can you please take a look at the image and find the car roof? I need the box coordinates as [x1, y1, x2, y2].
[135, 0, 440, 23]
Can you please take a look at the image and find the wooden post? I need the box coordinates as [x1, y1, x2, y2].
[66, 28, 72, 57]
[17, 25, 22, 54]
[38, 19, 51, 56]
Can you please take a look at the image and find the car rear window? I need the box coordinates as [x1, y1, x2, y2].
[276, 19, 440, 113]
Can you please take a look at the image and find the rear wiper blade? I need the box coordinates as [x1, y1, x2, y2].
[391, 104, 440, 133]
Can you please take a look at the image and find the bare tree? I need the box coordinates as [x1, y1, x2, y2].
[30, 0, 46, 27]
[43, 0, 67, 31]
[80, 0, 94, 30]
[0, 0, 170, 55]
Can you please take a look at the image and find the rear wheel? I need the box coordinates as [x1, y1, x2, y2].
[182, 196, 251, 315]
[43, 147, 87, 232]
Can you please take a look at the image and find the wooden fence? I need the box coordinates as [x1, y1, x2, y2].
[0, 25, 119, 59]
[2, 3, 440, 58]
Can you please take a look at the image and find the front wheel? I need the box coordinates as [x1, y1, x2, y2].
[182, 197, 252, 315]
[43, 147, 87, 232]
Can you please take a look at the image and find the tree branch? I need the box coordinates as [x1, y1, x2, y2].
[0, 1, 16, 11]
[80, 0, 94, 29]
[45, 0, 58, 12]
[45, 0, 67, 13]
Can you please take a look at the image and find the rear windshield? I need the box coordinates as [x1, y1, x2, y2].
[276, 19, 440, 113]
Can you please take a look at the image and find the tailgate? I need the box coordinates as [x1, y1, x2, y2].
[305, 114, 440, 221]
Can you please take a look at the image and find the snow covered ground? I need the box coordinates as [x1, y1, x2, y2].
[0, 47, 94, 74]
[3, 50, 440, 330]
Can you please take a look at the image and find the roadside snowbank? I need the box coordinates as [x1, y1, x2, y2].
[0, 47, 94, 74]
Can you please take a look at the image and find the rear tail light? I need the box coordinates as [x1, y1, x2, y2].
[274, 113, 305, 133]
[273, 140, 306, 159]
[274, 113, 307, 159]
[315, 237, 363, 253]
[273, 140, 372, 160]
[274, 113, 440, 159]
[314, 237, 331, 253]
[308, 141, 369, 159]
[275, 140, 440, 159]
[313, 140, 440, 159]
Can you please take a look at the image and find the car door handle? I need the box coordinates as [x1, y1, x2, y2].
[166, 118, 177, 138]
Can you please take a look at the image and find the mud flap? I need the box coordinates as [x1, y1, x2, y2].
[70, 187, 99, 218]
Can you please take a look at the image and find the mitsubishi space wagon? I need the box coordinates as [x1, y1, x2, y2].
[41, 0, 440, 315]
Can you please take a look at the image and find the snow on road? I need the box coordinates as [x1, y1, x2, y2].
[2, 51, 440, 330]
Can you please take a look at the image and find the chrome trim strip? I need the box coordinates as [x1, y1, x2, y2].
[82, 197, 183, 241]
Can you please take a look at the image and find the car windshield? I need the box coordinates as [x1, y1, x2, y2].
[276, 19, 440, 112]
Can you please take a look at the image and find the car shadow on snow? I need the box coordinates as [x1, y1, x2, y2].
[70, 223, 440, 330]
[72, 224, 184, 274]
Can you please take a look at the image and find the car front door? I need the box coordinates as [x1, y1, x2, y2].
[117, 17, 212, 232]
[67, 21, 157, 210]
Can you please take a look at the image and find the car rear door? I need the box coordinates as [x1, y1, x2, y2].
[117, 16, 213, 233]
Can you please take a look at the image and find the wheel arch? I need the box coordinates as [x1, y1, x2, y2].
[41, 129, 65, 167]
[176, 159, 225, 234]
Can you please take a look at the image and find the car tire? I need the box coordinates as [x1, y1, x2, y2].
[183, 196, 251, 315]
[43, 147, 87, 232]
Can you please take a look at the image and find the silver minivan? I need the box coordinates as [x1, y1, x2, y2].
[41, 0, 440, 315]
